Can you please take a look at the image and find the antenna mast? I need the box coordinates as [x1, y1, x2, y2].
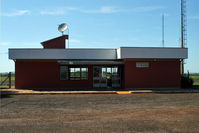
[162, 14, 165, 47]
[181, 0, 187, 74]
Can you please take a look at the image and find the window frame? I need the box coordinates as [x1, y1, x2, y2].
[136, 62, 149, 68]
[60, 66, 69, 80]
[60, 66, 88, 80]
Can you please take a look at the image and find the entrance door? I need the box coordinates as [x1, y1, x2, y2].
[93, 66, 101, 87]
[101, 67, 107, 87]
[106, 67, 112, 88]
[93, 66, 121, 88]
[112, 67, 121, 87]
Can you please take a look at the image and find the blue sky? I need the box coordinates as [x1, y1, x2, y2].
[0, 0, 199, 73]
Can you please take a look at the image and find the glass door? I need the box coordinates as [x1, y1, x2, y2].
[112, 67, 121, 87]
[93, 66, 121, 88]
[101, 67, 107, 87]
[93, 66, 101, 87]
[106, 67, 112, 88]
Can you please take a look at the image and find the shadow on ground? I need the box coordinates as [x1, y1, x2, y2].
[16, 87, 199, 94]
[0, 88, 15, 98]
[0, 93, 12, 98]
[20, 88, 125, 91]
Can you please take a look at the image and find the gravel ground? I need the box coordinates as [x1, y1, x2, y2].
[0, 94, 199, 133]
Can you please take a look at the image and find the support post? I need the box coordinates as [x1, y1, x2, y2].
[9, 72, 11, 89]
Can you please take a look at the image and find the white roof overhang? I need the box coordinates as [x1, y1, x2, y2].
[9, 49, 117, 60]
[117, 47, 188, 59]
[9, 47, 188, 60]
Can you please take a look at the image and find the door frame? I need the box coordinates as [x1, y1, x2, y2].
[93, 66, 121, 88]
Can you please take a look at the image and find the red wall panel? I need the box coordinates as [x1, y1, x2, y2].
[15, 59, 181, 89]
[15, 61, 93, 89]
[124, 60, 181, 88]
[41, 35, 68, 49]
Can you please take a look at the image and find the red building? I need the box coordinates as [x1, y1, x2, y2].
[9, 35, 188, 89]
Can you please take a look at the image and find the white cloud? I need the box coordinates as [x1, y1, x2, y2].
[88, 41, 102, 44]
[65, 7, 79, 11]
[0, 41, 40, 48]
[82, 6, 118, 14]
[81, 5, 164, 14]
[188, 16, 199, 20]
[132, 6, 165, 12]
[40, 7, 79, 15]
[2, 10, 30, 16]
[40, 10, 65, 15]
[39, 5, 164, 15]
[98, 6, 118, 14]
[0, 42, 12, 46]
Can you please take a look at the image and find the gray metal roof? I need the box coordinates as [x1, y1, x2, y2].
[9, 47, 188, 60]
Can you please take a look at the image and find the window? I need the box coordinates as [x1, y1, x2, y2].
[136, 62, 149, 68]
[81, 68, 88, 80]
[60, 66, 88, 80]
[70, 68, 81, 80]
[60, 66, 69, 80]
[112, 67, 119, 77]
[102, 67, 106, 78]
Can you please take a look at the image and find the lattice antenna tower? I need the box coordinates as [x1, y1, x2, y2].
[181, 0, 187, 75]
[181, 0, 187, 48]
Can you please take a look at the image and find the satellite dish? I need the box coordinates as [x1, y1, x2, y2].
[58, 23, 68, 35]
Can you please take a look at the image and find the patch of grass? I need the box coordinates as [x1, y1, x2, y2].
[0, 74, 15, 81]
[183, 74, 199, 88]
[189, 74, 199, 88]
[190, 75, 199, 79]
[193, 82, 199, 85]
[0, 74, 15, 88]
[0, 85, 9, 88]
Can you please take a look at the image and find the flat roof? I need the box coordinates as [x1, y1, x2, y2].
[9, 47, 188, 60]
[117, 47, 188, 59]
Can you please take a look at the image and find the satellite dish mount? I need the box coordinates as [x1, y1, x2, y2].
[58, 23, 70, 48]
[58, 23, 68, 35]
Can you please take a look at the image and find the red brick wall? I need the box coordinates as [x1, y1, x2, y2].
[124, 60, 181, 88]
[15, 61, 93, 89]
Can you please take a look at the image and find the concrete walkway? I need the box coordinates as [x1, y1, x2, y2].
[1, 88, 199, 95]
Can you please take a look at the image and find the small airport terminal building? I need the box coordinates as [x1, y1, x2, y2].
[9, 35, 188, 89]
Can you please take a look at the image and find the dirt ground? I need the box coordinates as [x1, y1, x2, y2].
[0, 93, 199, 133]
